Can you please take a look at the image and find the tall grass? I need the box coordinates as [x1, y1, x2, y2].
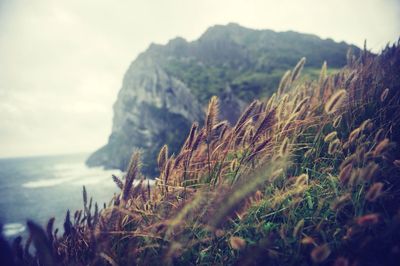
[2, 41, 400, 265]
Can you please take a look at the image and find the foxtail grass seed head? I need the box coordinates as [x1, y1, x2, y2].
[192, 130, 204, 151]
[311, 244, 331, 263]
[247, 137, 272, 161]
[266, 93, 276, 111]
[83, 185, 87, 207]
[374, 128, 385, 143]
[333, 115, 342, 128]
[346, 47, 354, 65]
[278, 70, 291, 95]
[282, 112, 298, 132]
[324, 131, 337, 142]
[123, 152, 140, 201]
[325, 89, 347, 114]
[257, 101, 266, 114]
[112, 175, 123, 190]
[205, 96, 219, 139]
[319, 61, 327, 84]
[361, 162, 379, 181]
[349, 168, 361, 187]
[276, 101, 284, 121]
[380, 88, 389, 102]
[293, 219, 304, 238]
[304, 148, 314, 158]
[294, 174, 309, 186]
[229, 236, 246, 250]
[235, 127, 246, 147]
[230, 159, 238, 172]
[280, 94, 289, 106]
[331, 193, 351, 211]
[234, 100, 258, 133]
[356, 213, 379, 226]
[356, 146, 366, 163]
[253, 109, 276, 141]
[339, 164, 353, 184]
[164, 158, 173, 185]
[301, 236, 316, 245]
[293, 97, 309, 113]
[348, 128, 361, 144]
[253, 190, 263, 202]
[328, 139, 341, 155]
[365, 182, 384, 202]
[360, 119, 372, 132]
[373, 138, 391, 157]
[291, 57, 306, 82]
[219, 124, 228, 140]
[340, 154, 357, 170]
[174, 152, 185, 168]
[213, 120, 227, 132]
[243, 127, 254, 146]
[342, 141, 350, 150]
[186, 123, 198, 148]
[126, 152, 140, 181]
[255, 137, 272, 153]
[157, 145, 168, 171]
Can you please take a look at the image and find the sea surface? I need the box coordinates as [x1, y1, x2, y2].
[0, 153, 123, 241]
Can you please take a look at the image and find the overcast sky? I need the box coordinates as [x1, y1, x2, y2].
[0, 0, 399, 158]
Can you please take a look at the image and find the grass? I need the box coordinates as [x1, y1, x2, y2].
[1, 41, 400, 266]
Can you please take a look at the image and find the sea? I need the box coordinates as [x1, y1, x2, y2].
[0, 153, 123, 241]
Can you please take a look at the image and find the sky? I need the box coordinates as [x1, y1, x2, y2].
[0, 0, 399, 158]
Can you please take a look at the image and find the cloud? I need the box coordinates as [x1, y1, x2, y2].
[0, 0, 399, 157]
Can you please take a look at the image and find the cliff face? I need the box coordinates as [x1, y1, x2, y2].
[86, 23, 360, 176]
[87, 55, 203, 173]
[86, 53, 245, 174]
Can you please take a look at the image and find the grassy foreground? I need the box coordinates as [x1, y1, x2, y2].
[2, 43, 400, 266]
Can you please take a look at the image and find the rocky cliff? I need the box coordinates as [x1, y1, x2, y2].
[86, 23, 360, 176]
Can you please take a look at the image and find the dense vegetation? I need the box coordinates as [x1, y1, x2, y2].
[163, 58, 340, 103]
[1, 42, 400, 265]
[154, 23, 358, 103]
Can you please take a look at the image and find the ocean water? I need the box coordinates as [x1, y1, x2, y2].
[0, 153, 123, 240]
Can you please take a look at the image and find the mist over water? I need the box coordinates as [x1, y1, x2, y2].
[0, 153, 123, 239]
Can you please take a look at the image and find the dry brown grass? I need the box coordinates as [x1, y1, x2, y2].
[3, 41, 400, 266]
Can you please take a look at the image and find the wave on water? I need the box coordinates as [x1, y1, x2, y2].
[22, 163, 123, 189]
[2, 223, 26, 237]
